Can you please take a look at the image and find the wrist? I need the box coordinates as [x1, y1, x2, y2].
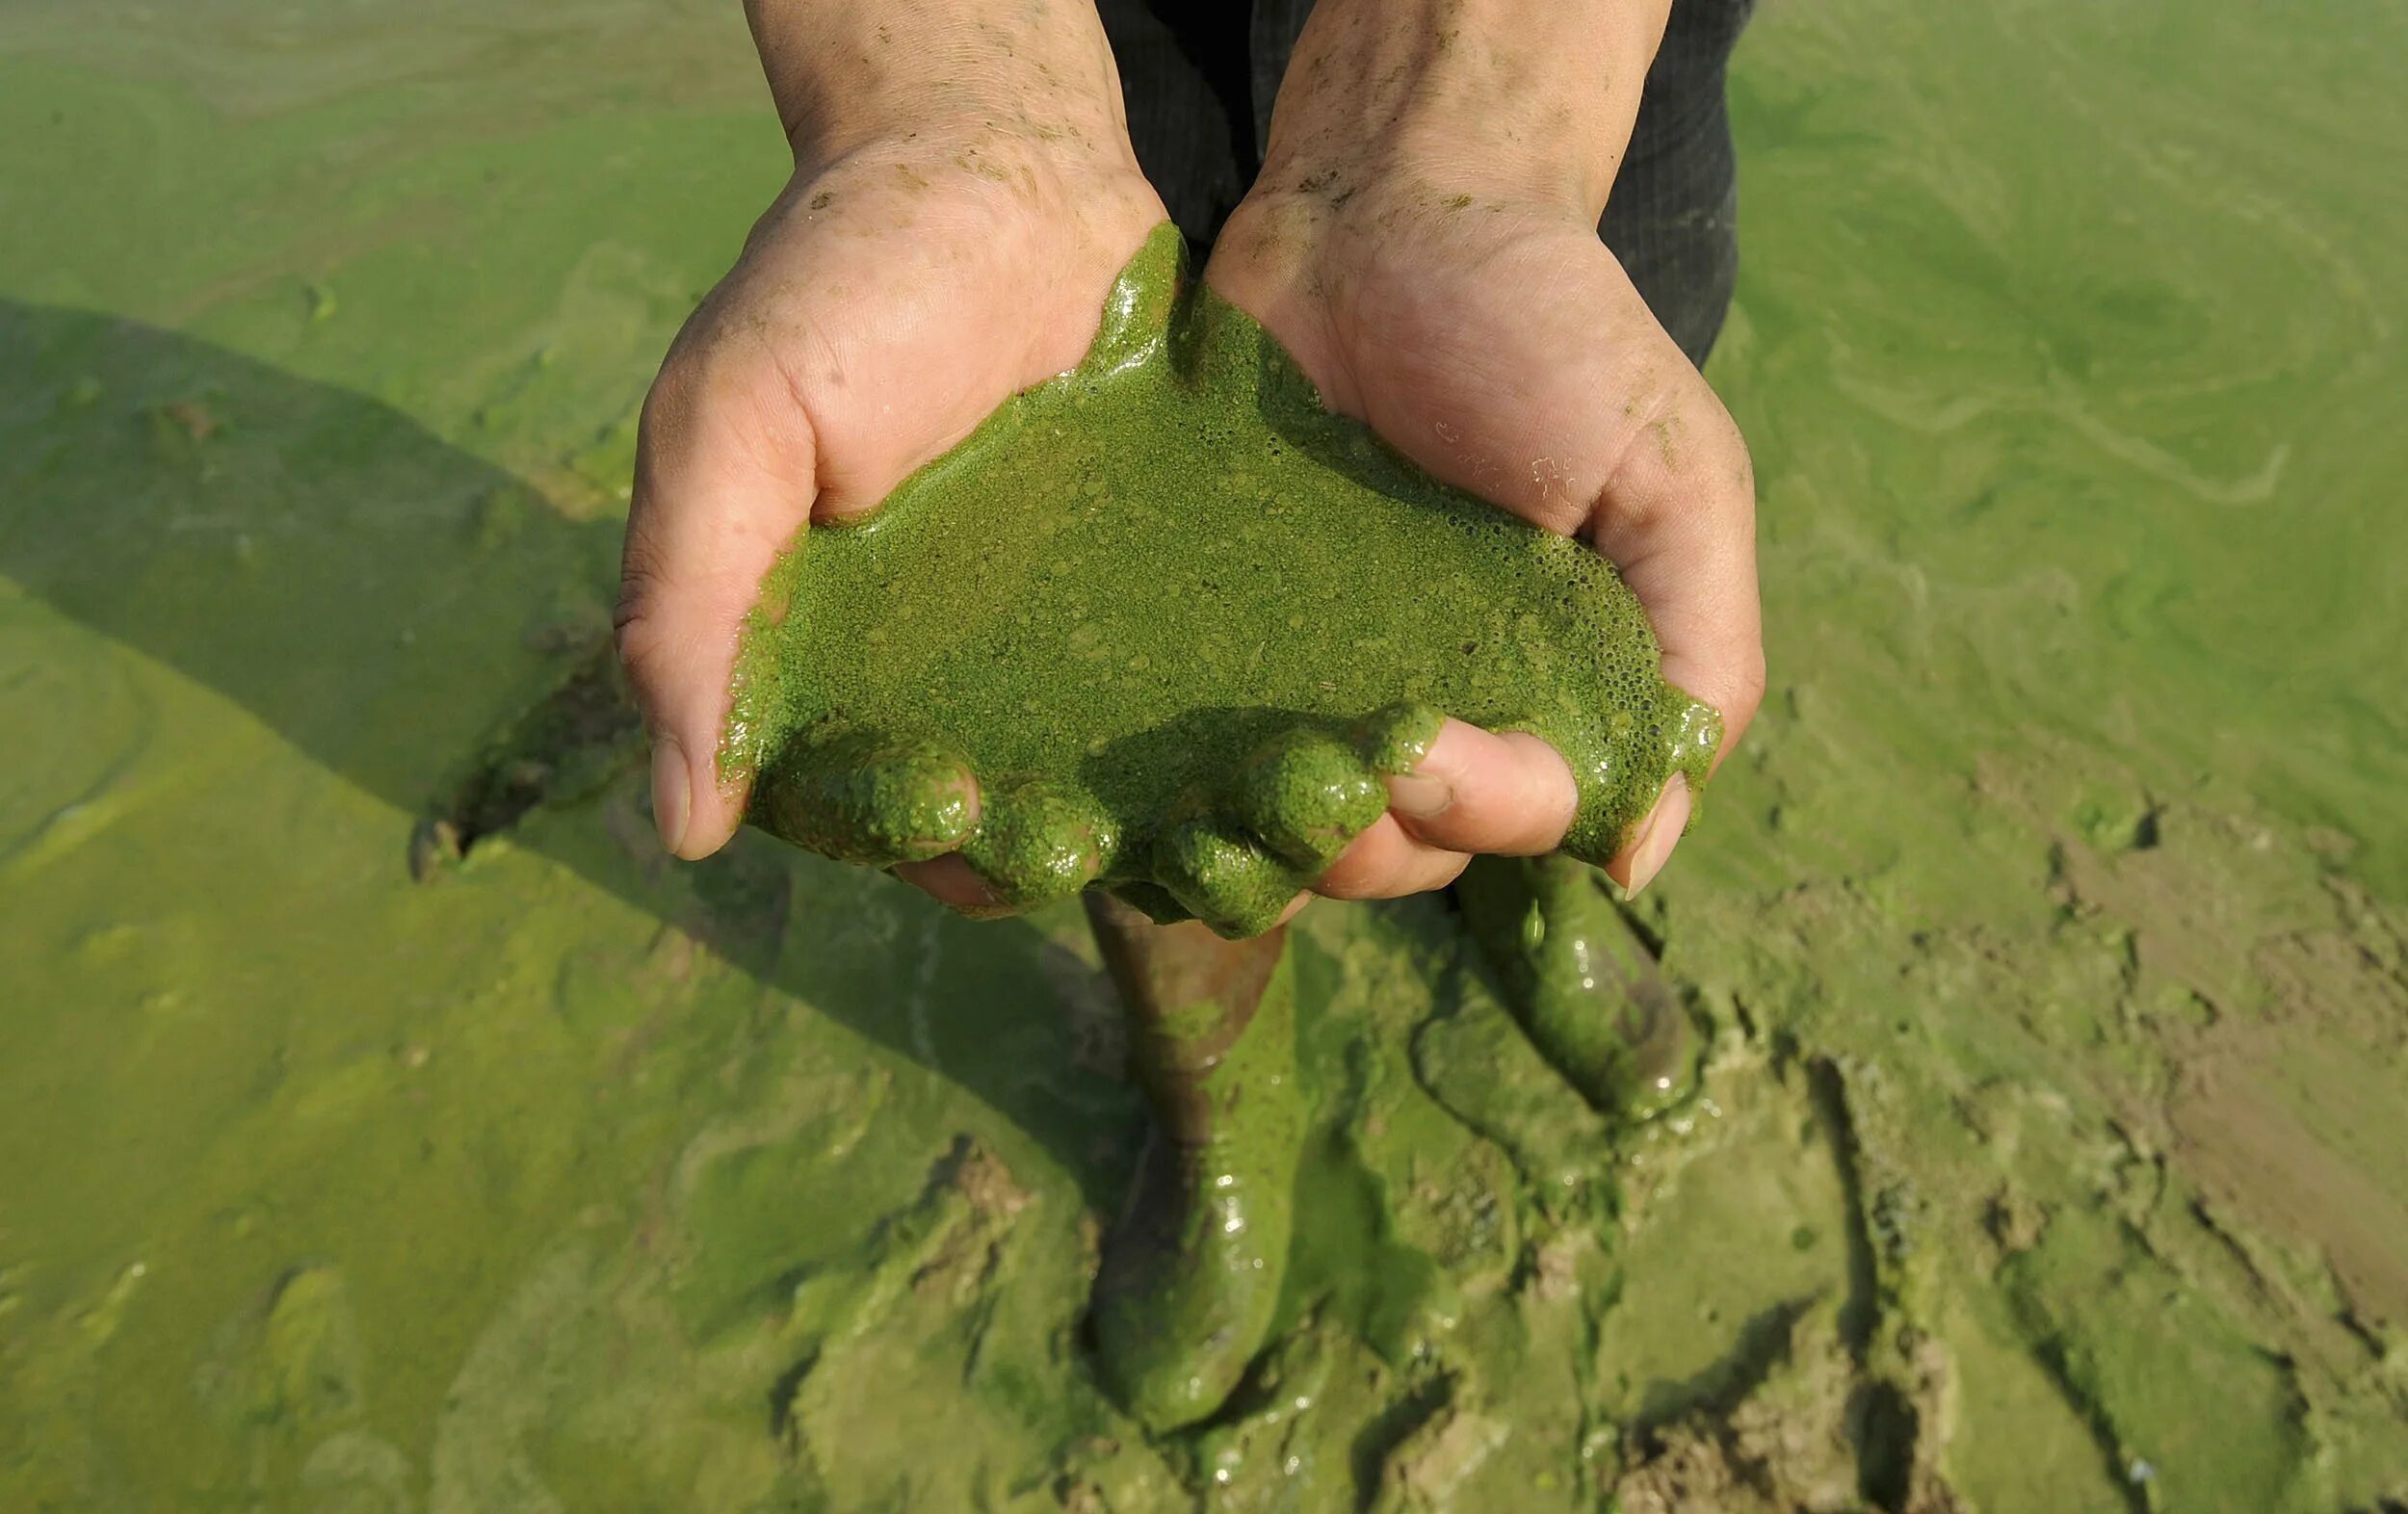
[745, 0, 1134, 171]
[1256, 0, 1671, 219]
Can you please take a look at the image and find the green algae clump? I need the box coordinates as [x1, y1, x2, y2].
[728, 224, 1719, 934]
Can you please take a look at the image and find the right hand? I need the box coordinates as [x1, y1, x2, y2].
[1203, 0, 1763, 902]
[616, 3, 1165, 864]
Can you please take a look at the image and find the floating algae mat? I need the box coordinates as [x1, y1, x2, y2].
[730, 225, 1718, 931]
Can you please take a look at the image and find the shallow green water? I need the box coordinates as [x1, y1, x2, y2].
[3, 2, 2405, 1509]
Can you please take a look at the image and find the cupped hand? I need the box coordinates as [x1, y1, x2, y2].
[617, 74, 1165, 861]
[1200, 61, 1765, 902]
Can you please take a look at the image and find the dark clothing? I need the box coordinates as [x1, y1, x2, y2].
[1099, 0, 1754, 366]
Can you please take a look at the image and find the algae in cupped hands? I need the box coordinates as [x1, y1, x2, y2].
[726, 223, 1714, 934]
[4, 0, 2408, 1508]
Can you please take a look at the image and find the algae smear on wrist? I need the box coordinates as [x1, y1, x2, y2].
[724, 223, 1718, 934]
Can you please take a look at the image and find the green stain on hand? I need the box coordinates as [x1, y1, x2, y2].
[728, 225, 1716, 932]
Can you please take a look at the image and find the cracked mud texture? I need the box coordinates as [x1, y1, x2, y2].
[729, 224, 1714, 933]
[3, 0, 2407, 1510]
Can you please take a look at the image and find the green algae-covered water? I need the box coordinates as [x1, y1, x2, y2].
[5, 2, 2407, 1509]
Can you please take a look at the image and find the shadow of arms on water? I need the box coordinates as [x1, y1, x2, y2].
[0, 296, 1137, 1211]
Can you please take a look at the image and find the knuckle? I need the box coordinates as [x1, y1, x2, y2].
[1724, 646, 1770, 733]
[1733, 646, 1769, 712]
[611, 578, 675, 694]
[644, 315, 817, 474]
[615, 527, 668, 637]
[638, 334, 732, 447]
[649, 345, 769, 442]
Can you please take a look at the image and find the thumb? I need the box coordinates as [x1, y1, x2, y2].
[615, 350, 819, 860]
[1587, 348, 1766, 772]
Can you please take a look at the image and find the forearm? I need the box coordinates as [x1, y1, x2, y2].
[1261, 0, 1673, 215]
[743, 0, 1131, 165]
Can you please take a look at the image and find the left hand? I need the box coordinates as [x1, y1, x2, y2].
[1203, 0, 1765, 900]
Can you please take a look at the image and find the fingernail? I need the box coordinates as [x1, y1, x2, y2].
[650, 735, 693, 857]
[1386, 770, 1450, 820]
[1622, 774, 1691, 897]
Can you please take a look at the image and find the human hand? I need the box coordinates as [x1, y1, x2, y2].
[616, 0, 1165, 861]
[1203, 0, 1765, 901]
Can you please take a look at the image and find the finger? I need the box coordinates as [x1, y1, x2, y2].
[1384, 718, 1579, 855]
[1313, 814, 1473, 901]
[1584, 354, 1766, 771]
[894, 853, 1012, 917]
[616, 346, 819, 859]
[1602, 772, 1690, 897]
[1577, 350, 1742, 894]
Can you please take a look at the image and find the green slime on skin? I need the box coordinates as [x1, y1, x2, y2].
[727, 223, 1720, 934]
